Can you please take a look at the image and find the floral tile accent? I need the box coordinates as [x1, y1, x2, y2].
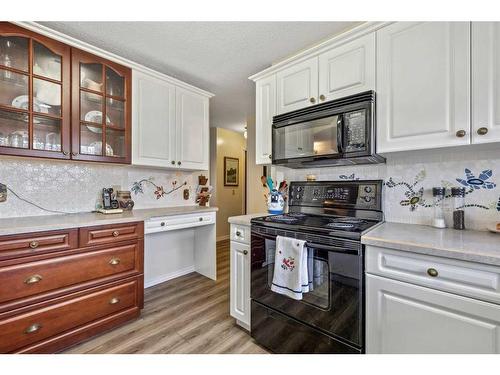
[456, 169, 496, 190]
[131, 177, 186, 200]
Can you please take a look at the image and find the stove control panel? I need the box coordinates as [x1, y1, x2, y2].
[289, 180, 382, 211]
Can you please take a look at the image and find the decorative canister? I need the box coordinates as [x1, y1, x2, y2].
[117, 190, 134, 211]
[267, 189, 285, 215]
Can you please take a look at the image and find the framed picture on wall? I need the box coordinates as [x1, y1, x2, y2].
[224, 157, 239, 186]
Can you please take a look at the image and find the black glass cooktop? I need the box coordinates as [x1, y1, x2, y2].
[251, 213, 381, 239]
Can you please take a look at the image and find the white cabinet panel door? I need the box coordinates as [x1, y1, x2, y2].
[366, 274, 500, 354]
[175, 87, 209, 170]
[377, 22, 470, 153]
[230, 240, 251, 329]
[318, 33, 375, 102]
[472, 22, 500, 144]
[256, 75, 276, 164]
[132, 71, 175, 168]
[276, 57, 318, 114]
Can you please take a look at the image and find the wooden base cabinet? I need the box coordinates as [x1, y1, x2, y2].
[0, 221, 144, 353]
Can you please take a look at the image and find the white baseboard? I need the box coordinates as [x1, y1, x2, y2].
[144, 265, 196, 289]
[217, 235, 230, 242]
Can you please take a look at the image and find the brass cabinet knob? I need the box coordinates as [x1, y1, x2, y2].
[29, 241, 39, 249]
[177, 161, 182, 166]
[109, 297, 120, 305]
[112, 231, 119, 237]
[160, 222, 165, 227]
[456, 130, 466, 138]
[268, 154, 272, 159]
[24, 323, 42, 334]
[427, 268, 439, 277]
[199, 217, 203, 222]
[236, 231, 242, 237]
[171, 160, 176, 165]
[477, 127, 488, 135]
[109, 258, 121, 266]
[309, 97, 316, 104]
[243, 250, 248, 255]
[319, 94, 326, 101]
[25, 274, 43, 285]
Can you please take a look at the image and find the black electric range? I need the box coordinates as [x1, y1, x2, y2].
[250, 180, 383, 354]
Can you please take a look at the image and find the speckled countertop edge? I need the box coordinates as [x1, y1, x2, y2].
[0, 206, 218, 236]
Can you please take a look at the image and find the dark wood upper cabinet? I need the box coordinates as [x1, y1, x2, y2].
[71, 48, 131, 164]
[0, 22, 71, 160]
[0, 23, 132, 164]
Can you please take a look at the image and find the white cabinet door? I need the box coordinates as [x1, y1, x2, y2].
[255, 75, 276, 164]
[472, 22, 500, 144]
[230, 240, 251, 329]
[276, 57, 318, 114]
[318, 33, 375, 102]
[366, 274, 500, 354]
[175, 87, 209, 170]
[132, 71, 176, 168]
[377, 22, 471, 153]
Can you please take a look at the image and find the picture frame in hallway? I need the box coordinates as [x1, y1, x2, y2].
[224, 157, 239, 186]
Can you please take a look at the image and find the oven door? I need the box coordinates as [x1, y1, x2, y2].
[251, 226, 364, 348]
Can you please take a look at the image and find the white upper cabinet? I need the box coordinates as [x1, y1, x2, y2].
[472, 22, 500, 144]
[132, 71, 210, 170]
[255, 74, 276, 164]
[318, 33, 375, 102]
[277, 57, 318, 114]
[175, 87, 209, 170]
[376, 22, 471, 153]
[132, 71, 176, 168]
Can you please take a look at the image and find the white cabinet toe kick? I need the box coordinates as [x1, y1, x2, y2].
[144, 212, 216, 287]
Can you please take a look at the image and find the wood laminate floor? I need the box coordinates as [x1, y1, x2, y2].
[64, 240, 268, 354]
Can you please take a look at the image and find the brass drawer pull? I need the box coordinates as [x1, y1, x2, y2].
[109, 258, 121, 266]
[477, 127, 488, 135]
[427, 268, 439, 277]
[456, 130, 466, 138]
[109, 297, 120, 305]
[24, 323, 42, 334]
[112, 231, 119, 237]
[309, 97, 316, 104]
[25, 274, 43, 285]
[29, 241, 39, 249]
[319, 94, 326, 101]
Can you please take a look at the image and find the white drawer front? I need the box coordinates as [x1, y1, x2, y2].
[230, 224, 250, 245]
[145, 212, 215, 233]
[366, 246, 500, 304]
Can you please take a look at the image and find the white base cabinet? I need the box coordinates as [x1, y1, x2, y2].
[229, 223, 251, 330]
[132, 70, 210, 170]
[366, 274, 500, 354]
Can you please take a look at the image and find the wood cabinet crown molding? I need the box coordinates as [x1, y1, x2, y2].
[249, 21, 392, 82]
[13, 22, 214, 99]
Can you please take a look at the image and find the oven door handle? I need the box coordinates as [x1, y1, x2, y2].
[305, 242, 360, 255]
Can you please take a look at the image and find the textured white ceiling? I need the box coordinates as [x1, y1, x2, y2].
[40, 22, 360, 132]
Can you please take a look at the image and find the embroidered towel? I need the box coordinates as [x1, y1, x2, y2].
[271, 236, 309, 300]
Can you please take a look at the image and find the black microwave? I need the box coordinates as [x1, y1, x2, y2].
[272, 91, 385, 168]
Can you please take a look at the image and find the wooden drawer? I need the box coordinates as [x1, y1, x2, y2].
[0, 229, 78, 261]
[230, 224, 250, 245]
[79, 222, 143, 247]
[366, 245, 500, 304]
[0, 279, 139, 353]
[0, 243, 141, 305]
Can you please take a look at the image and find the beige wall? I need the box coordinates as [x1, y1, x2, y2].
[245, 116, 269, 214]
[211, 128, 246, 240]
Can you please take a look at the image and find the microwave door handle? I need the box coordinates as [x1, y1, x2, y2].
[336, 114, 344, 154]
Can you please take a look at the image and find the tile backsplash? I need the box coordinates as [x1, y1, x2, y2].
[0, 156, 203, 218]
[275, 146, 500, 230]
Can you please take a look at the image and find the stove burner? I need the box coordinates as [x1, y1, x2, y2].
[330, 218, 366, 224]
[326, 222, 355, 229]
[268, 214, 300, 223]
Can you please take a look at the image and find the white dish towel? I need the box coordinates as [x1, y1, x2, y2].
[271, 236, 309, 300]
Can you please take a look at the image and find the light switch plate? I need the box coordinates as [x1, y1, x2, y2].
[0, 183, 6, 202]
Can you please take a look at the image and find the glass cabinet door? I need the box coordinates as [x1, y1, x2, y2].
[0, 23, 70, 158]
[72, 48, 130, 162]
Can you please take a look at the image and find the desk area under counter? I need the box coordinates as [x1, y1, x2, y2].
[361, 222, 500, 354]
[0, 205, 217, 353]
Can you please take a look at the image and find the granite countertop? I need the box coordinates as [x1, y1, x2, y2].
[362, 222, 500, 266]
[228, 213, 268, 226]
[0, 206, 219, 237]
